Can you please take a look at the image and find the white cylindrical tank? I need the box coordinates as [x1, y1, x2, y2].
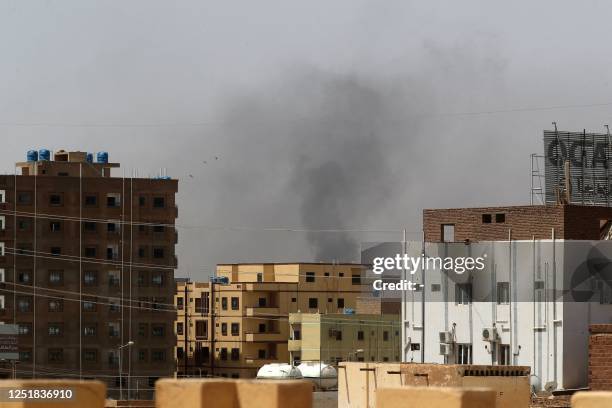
[297, 362, 338, 390]
[256, 363, 303, 380]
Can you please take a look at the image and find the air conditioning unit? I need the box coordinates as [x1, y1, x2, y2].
[439, 343, 452, 356]
[439, 331, 453, 344]
[482, 327, 499, 342]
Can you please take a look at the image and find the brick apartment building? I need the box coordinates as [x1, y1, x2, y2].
[423, 204, 612, 242]
[588, 324, 612, 391]
[0, 150, 178, 399]
[175, 263, 368, 378]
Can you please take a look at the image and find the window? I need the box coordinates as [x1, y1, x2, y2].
[19, 350, 32, 361]
[495, 213, 506, 223]
[109, 301, 120, 313]
[231, 348, 239, 361]
[108, 270, 120, 287]
[456, 344, 473, 364]
[176, 322, 184, 335]
[84, 349, 97, 362]
[48, 299, 63, 312]
[258, 323, 266, 333]
[48, 323, 63, 336]
[352, 274, 361, 285]
[84, 271, 98, 286]
[357, 330, 364, 341]
[258, 349, 266, 359]
[455, 283, 472, 305]
[18, 270, 31, 284]
[431, 283, 441, 292]
[0, 190, 4, 203]
[139, 196, 146, 207]
[195, 321, 208, 338]
[176, 347, 184, 359]
[306, 272, 315, 283]
[108, 322, 120, 337]
[153, 197, 165, 208]
[49, 194, 62, 206]
[50, 247, 61, 256]
[83, 222, 97, 232]
[152, 350, 166, 362]
[153, 225, 165, 233]
[107, 223, 118, 233]
[337, 298, 344, 308]
[83, 325, 97, 336]
[106, 246, 117, 260]
[106, 193, 121, 208]
[152, 325, 165, 337]
[482, 214, 492, 223]
[49, 221, 62, 232]
[84, 195, 97, 206]
[17, 192, 32, 205]
[257, 273, 263, 282]
[220, 348, 228, 361]
[138, 272, 147, 286]
[442, 224, 455, 242]
[308, 298, 318, 309]
[410, 343, 420, 351]
[258, 297, 267, 307]
[84, 247, 96, 257]
[221, 323, 227, 336]
[231, 297, 239, 310]
[138, 323, 148, 337]
[291, 297, 297, 303]
[231, 323, 240, 336]
[83, 298, 96, 312]
[17, 218, 31, 231]
[138, 247, 146, 258]
[138, 350, 147, 361]
[497, 282, 510, 305]
[48, 270, 63, 285]
[18, 297, 31, 312]
[152, 273, 163, 286]
[335, 330, 342, 341]
[18, 323, 31, 335]
[153, 247, 165, 258]
[48, 349, 63, 362]
[177, 297, 184, 310]
[221, 297, 228, 310]
[328, 298, 333, 303]
[383, 331, 389, 341]
[499, 344, 511, 365]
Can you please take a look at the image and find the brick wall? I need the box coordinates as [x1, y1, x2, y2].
[589, 324, 612, 391]
[423, 204, 612, 242]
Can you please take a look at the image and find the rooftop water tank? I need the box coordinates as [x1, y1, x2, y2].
[297, 362, 338, 390]
[96, 151, 109, 164]
[26, 150, 38, 162]
[38, 149, 50, 161]
[256, 364, 303, 380]
[86, 153, 93, 163]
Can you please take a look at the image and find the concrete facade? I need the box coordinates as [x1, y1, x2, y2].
[288, 313, 400, 364]
[0, 151, 178, 399]
[175, 263, 369, 378]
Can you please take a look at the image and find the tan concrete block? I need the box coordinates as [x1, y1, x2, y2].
[376, 386, 496, 408]
[155, 379, 237, 408]
[236, 380, 313, 408]
[156, 379, 313, 408]
[572, 391, 612, 408]
[0, 379, 105, 408]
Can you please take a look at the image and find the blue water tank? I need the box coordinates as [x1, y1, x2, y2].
[86, 153, 93, 163]
[26, 150, 38, 162]
[38, 149, 50, 161]
[96, 151, 108, 163]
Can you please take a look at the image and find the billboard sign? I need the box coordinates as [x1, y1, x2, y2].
[544, 129, 612, 205]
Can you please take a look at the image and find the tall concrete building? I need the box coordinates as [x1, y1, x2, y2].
[175, 263, 368, 378]
[0, 150, 178, 399]
[400, 204, 612, 391]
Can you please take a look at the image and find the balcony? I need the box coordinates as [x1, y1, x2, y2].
[288, 339, 301, 352]
[245, 307, 280, 317]
[245, 332, 284, 342]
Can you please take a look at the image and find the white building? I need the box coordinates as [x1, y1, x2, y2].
[401, 239, 612, 391]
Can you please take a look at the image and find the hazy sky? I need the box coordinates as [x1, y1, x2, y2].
[2, 1, 612, 279]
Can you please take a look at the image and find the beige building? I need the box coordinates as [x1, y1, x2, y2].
[288, 313, 400, 364]
[174, 263, 368, 378]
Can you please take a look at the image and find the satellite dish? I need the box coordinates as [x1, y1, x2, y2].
[544, 381, 557, 393]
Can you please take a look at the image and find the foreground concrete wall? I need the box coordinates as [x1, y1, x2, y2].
[156, 379, 313, 408]
[377, 386, 496, 408]
[339, 362, 529, 408]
